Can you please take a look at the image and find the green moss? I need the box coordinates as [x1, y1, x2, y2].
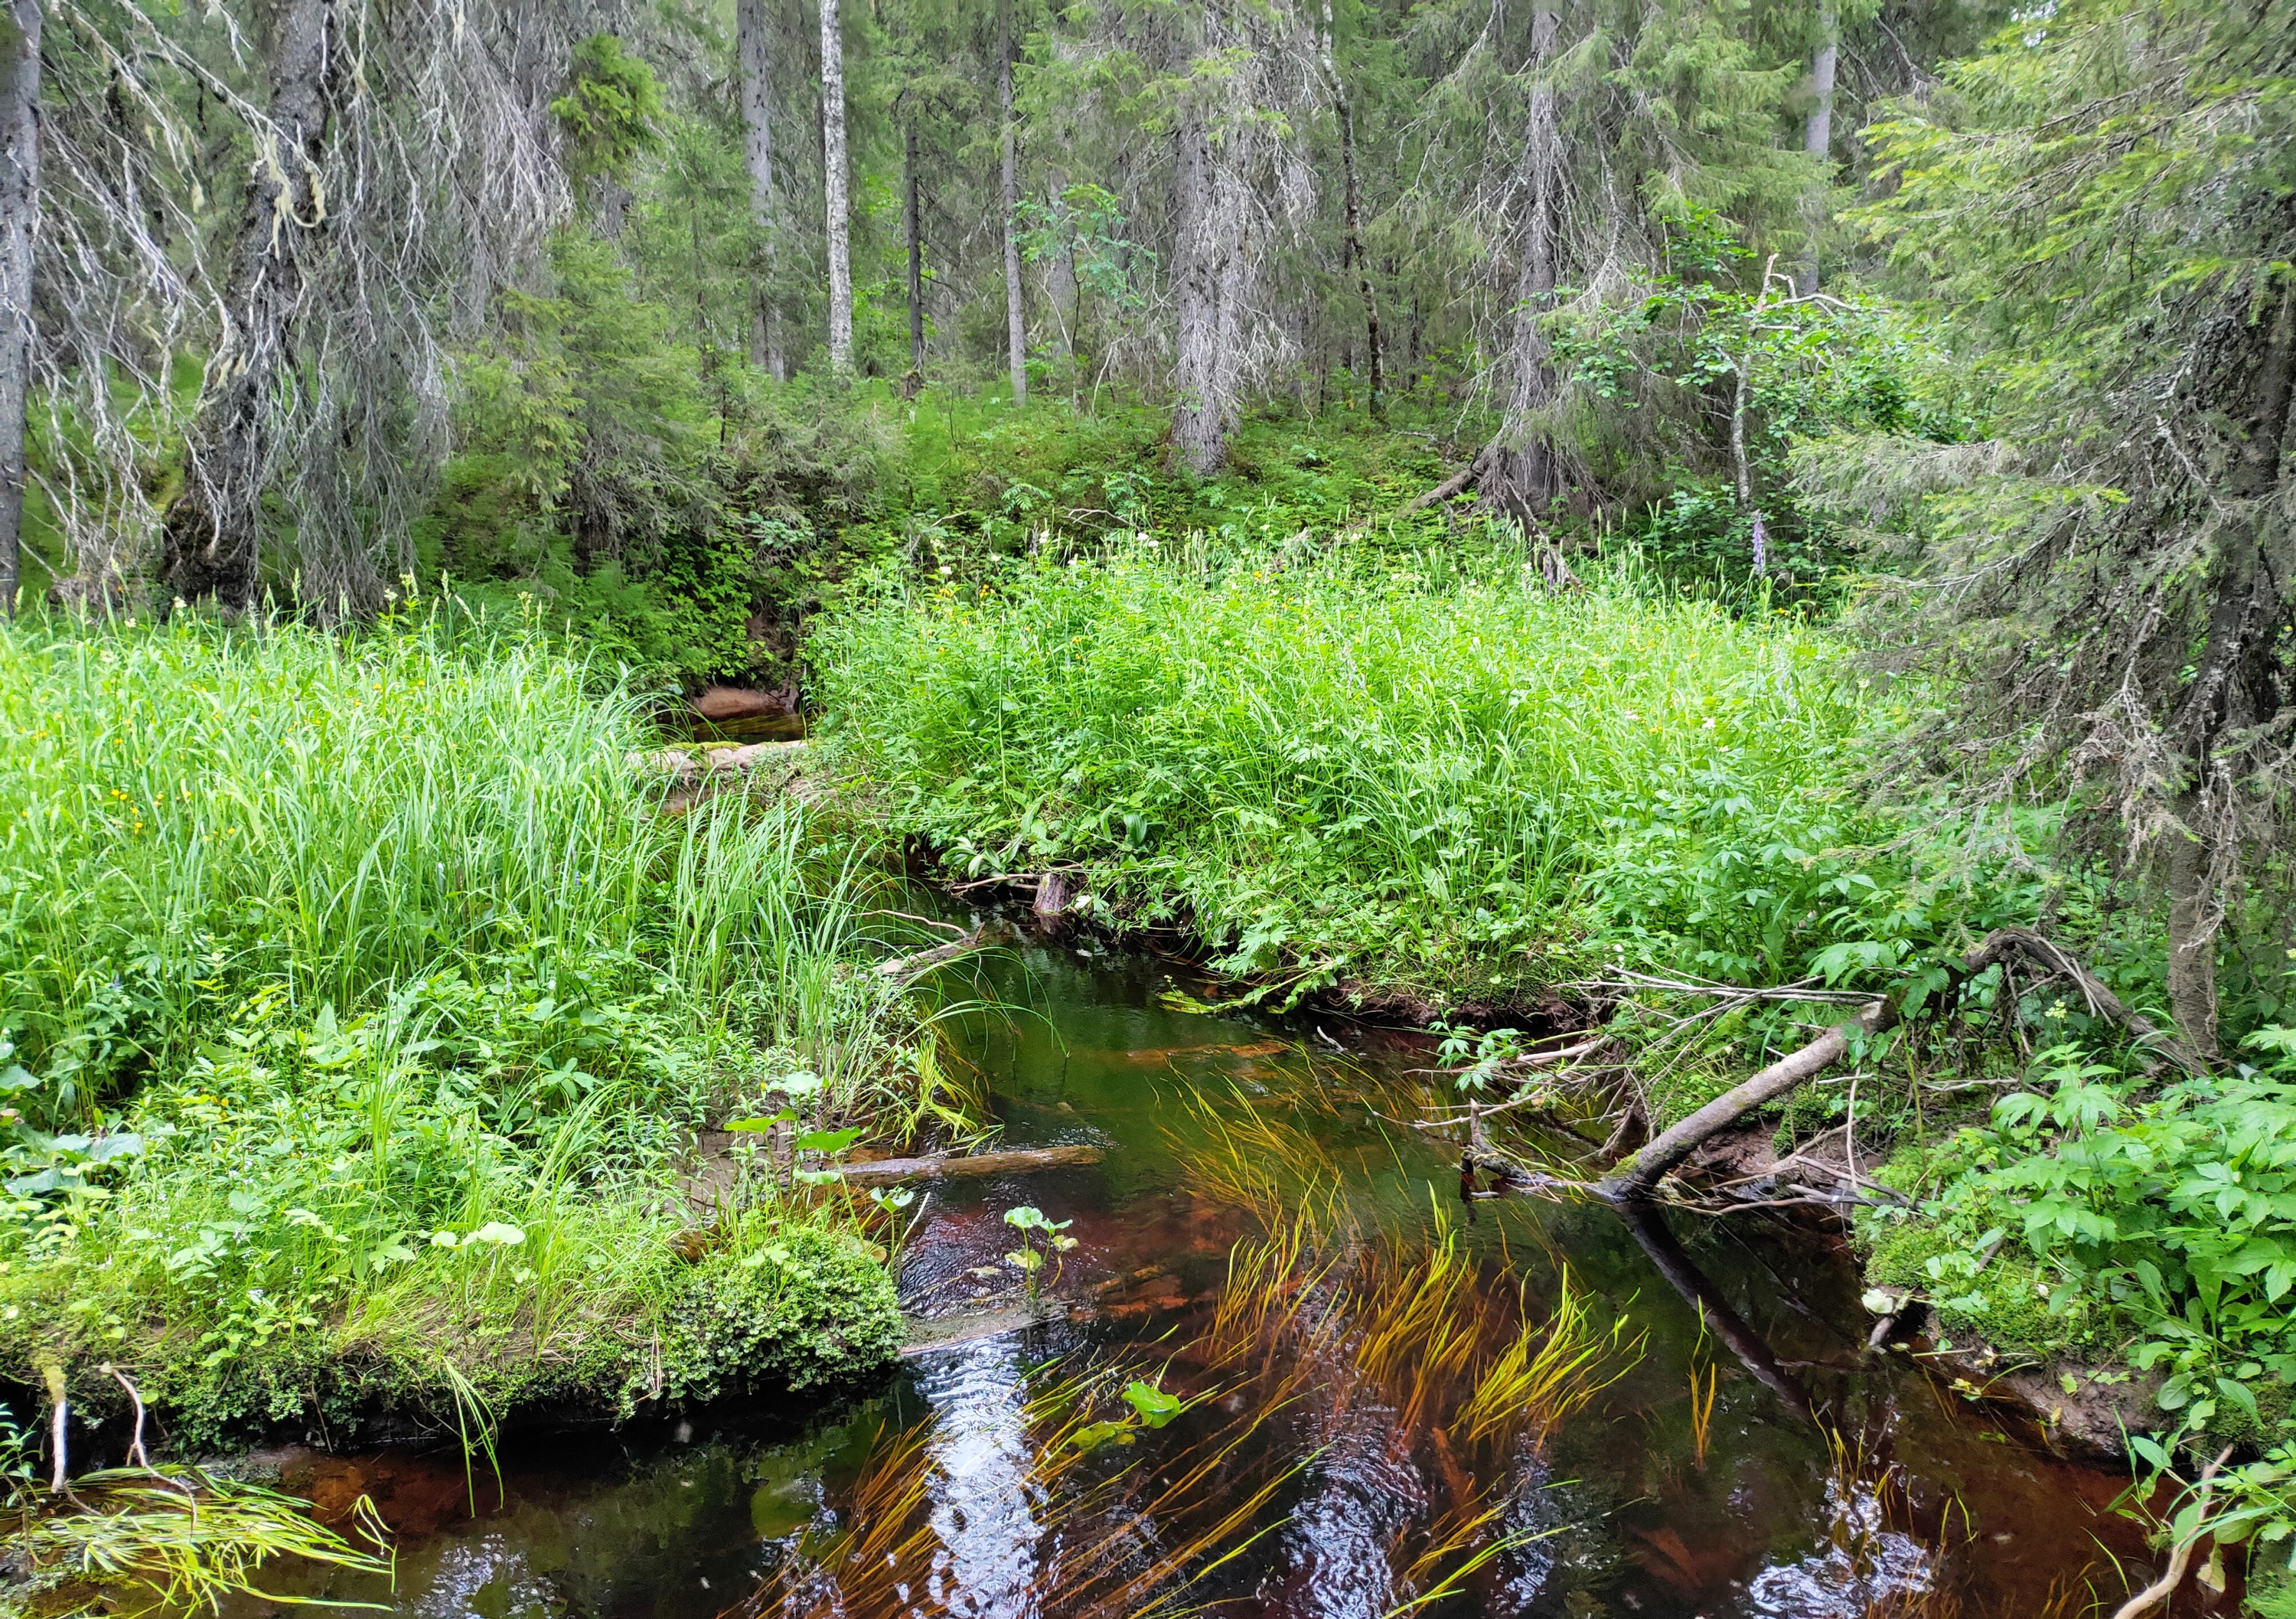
[2249, 1563, 2296, 1618]
[5, 1224, 903, 1453]
[655, 1226, 903, 1407]
[1857, 1209, 2115, 1364]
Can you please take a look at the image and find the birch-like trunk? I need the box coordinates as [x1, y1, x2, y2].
[1046, 165, 1077, 400]
[904, 119, 925, 380]
[1796, 5, 1838, 297]
[1482, 0, 1562, 522]
[0, 0, 37, 616]
[160, 0, 338, 612]
[998, 0, 1027, 405]
[820, 0, 853, 373]
[737, 0, 784, 379]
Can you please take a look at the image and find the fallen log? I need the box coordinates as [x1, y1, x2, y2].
[1603, 998, 1893, 1203]
[841, 1144, 1104, 1187]
[1600, 926, 2203, 1204]
[876, 922, 1008, 979]
[1393, 442, 1495, 521]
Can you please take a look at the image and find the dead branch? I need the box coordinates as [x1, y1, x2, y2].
[1600, 925, 2199, 1204]
[1958, 925, 2196, 1070]
[1396, 443, 1494, 519]
[43, 1363, 65, 1493]
[102, 1363, 149, 1469]
[1602, 997, 1892, 1203]
[875, 922, 1009, 980]
[843, 1144, 1104, 1187]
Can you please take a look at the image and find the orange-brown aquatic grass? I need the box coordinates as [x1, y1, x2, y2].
[1850, 1575, 2092, 1619]
[1687, 1360, 1719, 1470]
[1172, 1084, 1351, 1232]
[740, 1215, 1640, 1619]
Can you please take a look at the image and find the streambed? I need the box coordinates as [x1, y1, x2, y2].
[252, 940, 2210, 1619]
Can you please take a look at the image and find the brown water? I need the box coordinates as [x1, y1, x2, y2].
[255, 939, 2210, 1619]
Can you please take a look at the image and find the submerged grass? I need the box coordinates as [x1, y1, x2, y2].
[8, 1464, 393, 1617]
[0, 605, 938, 1449]
[814, 533, 2028, 1006]
[749, 1212, 1639, 1618]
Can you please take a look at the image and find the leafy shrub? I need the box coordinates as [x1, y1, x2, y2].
[1868, 1036, 2296, 1438]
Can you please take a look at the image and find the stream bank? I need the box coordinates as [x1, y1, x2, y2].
[240, 935, 2213, 1618]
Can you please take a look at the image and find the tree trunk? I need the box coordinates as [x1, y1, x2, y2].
[820, 0, 853, 373]
[737, 0, 784, 380]
[1795, 5, 1838, 297]
[2163, 279, 2296, 1063]
[1336, 89, 1381, 421]
[0, 0, 37, 618]
[160, 0, 338, 612]
[1169, 103, 1226, 474]
[1319, 1, 1380, 421]
[1481, 0, 1563, 522]
[998, 0, 1027, 406]
[1047, 165, 1078, 401]
[904, 118, 925, 382]
[2165, 790, 2219, 1062]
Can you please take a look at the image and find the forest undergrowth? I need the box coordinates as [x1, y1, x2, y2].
[809, 522, 2296, 1590]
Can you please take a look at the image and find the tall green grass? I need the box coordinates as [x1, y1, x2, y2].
[0, 606, 914, 1444]
[814, 534, 2030, 1000]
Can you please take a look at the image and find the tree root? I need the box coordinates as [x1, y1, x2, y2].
[1394, 443, 1494, 520]
[2108, 1444, 2234, 1619]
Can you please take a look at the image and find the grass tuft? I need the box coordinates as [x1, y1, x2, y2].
[0, 605, 934, 1447]
[813, 533, 2019, 1005]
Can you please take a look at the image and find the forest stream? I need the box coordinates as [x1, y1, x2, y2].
[233, 939, 2213, 1619]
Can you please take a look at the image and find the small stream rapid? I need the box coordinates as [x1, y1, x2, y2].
[253, 939, 2213, 1619]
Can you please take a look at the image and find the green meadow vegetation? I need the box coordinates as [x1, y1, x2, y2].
[813, 529, 2024, 1007]
[0, 605, 931, 1451]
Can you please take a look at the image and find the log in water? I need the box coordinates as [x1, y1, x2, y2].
[843, 1143, 1103, 1186]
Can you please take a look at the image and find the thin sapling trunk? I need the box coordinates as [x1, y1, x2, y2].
[0, 0, 35, 616]
[904, 118, 926, 388]
[998, 0, 1027, 406]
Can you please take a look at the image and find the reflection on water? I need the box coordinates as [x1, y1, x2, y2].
[917, 1340, 1042, 1619]
[252, 939, 2216, 1619]
[1744, 1474, 1936, 1619]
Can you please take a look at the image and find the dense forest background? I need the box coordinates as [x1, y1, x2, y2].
[0, 0, 2292, 1059]
[0, 0, 2001, 636]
